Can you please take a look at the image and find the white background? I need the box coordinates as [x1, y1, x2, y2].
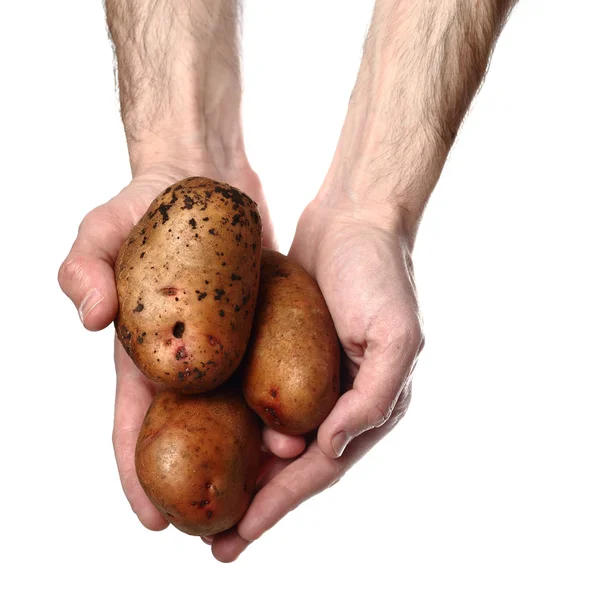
[1, 1, 599, 598]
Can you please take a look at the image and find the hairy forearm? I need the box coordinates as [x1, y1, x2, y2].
[105, 0, 244, 174]
[322, 0, 517, 236]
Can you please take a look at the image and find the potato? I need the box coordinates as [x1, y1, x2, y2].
[242, 249, 340, 435]
[135, 387, 262, 537]
[115, 177, 262, 393]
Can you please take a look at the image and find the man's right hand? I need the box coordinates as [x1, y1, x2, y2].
[58, 161, 274, 530]
[57, 0, 295, 537]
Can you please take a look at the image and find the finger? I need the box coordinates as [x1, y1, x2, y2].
[211, 455, 292, 562]
[262, 428, 306, 459]
[318, 318, 423, 458]
[211, 528, 251, 563]
[113, 338, 168, 531]
[237, 443, 343, 543]
[58, 204, 133, 330]
[235, 399, 412, 547]
[200, 536, 214, 545]
[257, 455, 292, 489]
[58, 255, 117, 330]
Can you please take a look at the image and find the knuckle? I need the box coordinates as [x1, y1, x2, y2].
[398, 313, 425, 354]
[81, 202, 118, 236]
[58, 255, 87, 292]
[78, 207, 103, 237]
[111, 426, 122, 452]
[324, 461, 347, 491]
[366, 399, 394, 430]
[327, 474, 344, 490]
[390, 387, 413, 425]
[77, 213, 91, 236]
[80, 203, 133, 254]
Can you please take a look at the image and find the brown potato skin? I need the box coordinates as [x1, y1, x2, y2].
[242, 250, 340, 435]
[135, 387, 262, 537]
[115, 177, 262, 393]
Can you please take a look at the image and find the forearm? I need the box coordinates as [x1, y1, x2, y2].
[321, 0, 516, 238]
[106, 0, 244, 176]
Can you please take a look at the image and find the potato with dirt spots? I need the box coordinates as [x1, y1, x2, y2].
[242, 249, 340, 435]
[115, 177, 262, 393]
[135, 387, 262, 537]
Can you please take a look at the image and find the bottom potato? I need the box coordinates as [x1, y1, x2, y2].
[135, 387, 261, 536]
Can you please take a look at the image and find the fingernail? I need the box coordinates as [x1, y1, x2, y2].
[201, 536, 214, 544]
[79, 288, 103, 324]
[332, 431, 351, 457]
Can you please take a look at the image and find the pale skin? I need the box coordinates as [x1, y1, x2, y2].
[59, 0, 516, 562]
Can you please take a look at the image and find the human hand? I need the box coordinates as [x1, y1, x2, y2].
[60, 0, 295, 537]
[209, 199, 424, 561]
[59, 161, 275, 530]
[208, 0, 518, 558]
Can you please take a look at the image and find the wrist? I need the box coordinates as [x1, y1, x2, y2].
[128, 116, 248, 180]
[125, 142, 263, 233]
[316, 136, 444, 245]
[310, 188, 418, 248]
[314, 0, 511, 243]
[317, 95, 448, 244]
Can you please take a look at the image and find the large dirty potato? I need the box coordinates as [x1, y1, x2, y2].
[115, 177, 262, 393]
[135, 387, 262, 537]
[242, 250, 340, 435]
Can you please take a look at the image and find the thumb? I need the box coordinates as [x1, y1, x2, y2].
[58, 254, 118, 330]
[58, 206, 126, 330]
[318, 319, 423, 458]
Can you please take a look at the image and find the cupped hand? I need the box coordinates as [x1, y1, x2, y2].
[58, 161, 275, 530]
[209, 199, 424, 561]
